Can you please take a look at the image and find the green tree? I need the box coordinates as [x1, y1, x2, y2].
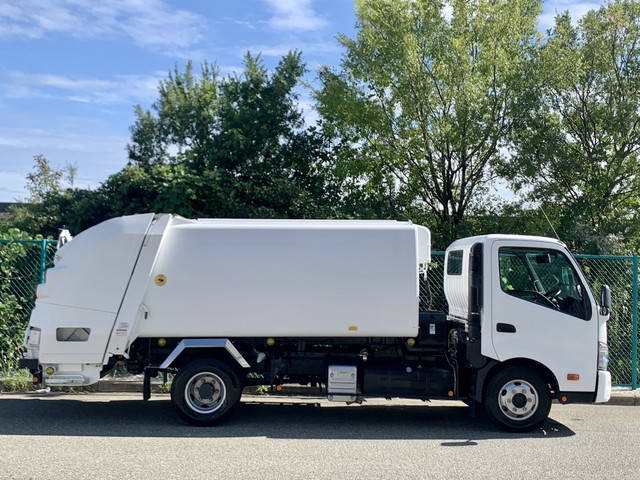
[127, 52, 340, 219]
[316, 0, 541, 244]
[7, 156, 80, 235]
[507, 0, 640, 253]
[23, 155, 76, 202]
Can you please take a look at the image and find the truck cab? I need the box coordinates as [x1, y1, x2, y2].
[445, 235, 611, 427]
[19, 215, 611, 432]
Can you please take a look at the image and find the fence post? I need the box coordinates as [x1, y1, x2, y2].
[632, 256, 639, 390]
[39, 239, 47, 285]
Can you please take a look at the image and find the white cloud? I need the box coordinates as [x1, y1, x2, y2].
[264, 0, 327, 32]
[297, 94, 319, 126]
[3, 71, 164, 105]
[0, 125, 126, 154]
[0, 0, 206, 57]
[0, 170, 27, 199]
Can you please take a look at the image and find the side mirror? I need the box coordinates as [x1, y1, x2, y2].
[600, 284, 612, 316]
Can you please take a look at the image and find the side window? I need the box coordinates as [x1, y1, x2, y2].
[447, 250, 463, 275]
[498, 247, 589, 319]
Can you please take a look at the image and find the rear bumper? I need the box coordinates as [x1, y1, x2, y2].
[595, 370, 612, 403]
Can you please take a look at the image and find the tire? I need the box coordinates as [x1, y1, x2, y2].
[483, 366, 552, 432]
[171, 359, 243, 426]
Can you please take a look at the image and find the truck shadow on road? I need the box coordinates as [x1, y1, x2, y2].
[0, 396, 574, 441]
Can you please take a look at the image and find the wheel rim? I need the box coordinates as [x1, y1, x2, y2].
[184, 372, 227, 414]
[497, 379, 539, 421]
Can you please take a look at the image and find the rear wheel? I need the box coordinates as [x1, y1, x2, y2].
[171, 359, 242, 426]
[484, 366, 552, 432]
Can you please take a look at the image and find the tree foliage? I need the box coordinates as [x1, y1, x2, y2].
[316, 0, 541, 243]
[507, 0, 640, 252]
[126, 52, 340, 219]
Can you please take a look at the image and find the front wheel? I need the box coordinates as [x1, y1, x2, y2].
[483, 366, 552, 432]
[171, 359, 242, 426]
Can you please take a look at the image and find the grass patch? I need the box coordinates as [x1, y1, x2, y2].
[0, 369, 34, 392]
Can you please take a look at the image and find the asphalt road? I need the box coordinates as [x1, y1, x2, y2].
[0, 393, 636, 480]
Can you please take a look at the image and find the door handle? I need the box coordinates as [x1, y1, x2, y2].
[496, 323, 516, 333]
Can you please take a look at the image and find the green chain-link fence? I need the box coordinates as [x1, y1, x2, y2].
[1, 240, 638, 387]
[0, 239, 56, 371]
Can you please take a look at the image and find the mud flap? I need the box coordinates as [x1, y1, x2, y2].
[143, 368, 158, 401]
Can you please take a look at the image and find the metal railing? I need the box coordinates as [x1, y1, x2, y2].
[0, 239, 638, 387]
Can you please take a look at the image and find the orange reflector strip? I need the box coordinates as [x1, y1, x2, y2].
[348, 326, 358, 331]
[567, 374, 580, 381]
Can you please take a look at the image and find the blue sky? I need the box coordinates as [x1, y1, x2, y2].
[0, 0, 604, 201]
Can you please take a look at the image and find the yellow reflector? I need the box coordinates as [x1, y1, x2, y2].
[45, 367, 55, 375]
[567, 374, 580, 381]
[158, 338, 167, 347]
[406, 338, 416, 346]
[266, 337, 275, 346]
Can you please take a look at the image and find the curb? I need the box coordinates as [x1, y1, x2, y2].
[605, 394, 640, 406]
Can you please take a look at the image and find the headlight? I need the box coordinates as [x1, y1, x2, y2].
[598, 342, 609, 371]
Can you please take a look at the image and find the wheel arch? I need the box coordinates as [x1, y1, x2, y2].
[159, 338, 250, 370]
[476, 358, 560, 402]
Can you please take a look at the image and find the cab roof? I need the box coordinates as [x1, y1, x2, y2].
[447, 234, 566, 250]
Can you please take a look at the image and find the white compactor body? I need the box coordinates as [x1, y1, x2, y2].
[24, 213, 431, 386]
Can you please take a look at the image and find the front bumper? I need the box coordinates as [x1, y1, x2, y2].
[557, 371, 612, 404]
[595, 370, 612, 403]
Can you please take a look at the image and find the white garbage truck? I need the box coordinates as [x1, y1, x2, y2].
[19, 213, 611, 431]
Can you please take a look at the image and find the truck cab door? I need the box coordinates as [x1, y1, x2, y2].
[489, 240, 599, 393]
